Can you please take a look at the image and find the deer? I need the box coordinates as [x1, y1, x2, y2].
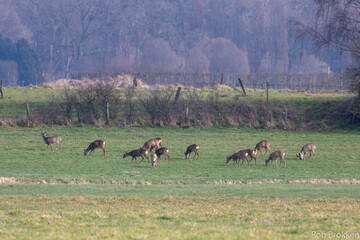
[155, 147, 170, 162]
[184, 144, 199, 160]
[226, 151, 249, 166]
[84, 140, 106, 156]
[151, 153, 157, 168]
[41, 132, 62, 150]
[142, 138, 163, 152]
[296, 143, 316, 160]
[239, 149, 257, 164]
[123, 148, 149, 163]
[265, 150, 286, 167]
[254, 140, 271, 155]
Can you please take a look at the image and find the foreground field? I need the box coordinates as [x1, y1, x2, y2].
[1, 126, 360, 239]
[1, 195, 360, 239]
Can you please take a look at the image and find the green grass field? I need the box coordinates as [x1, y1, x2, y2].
[1, 87, 360, 239]
[0, 126, 360, 239]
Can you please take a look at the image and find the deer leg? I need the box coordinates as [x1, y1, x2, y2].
[240, 159, 245, 166]
[139, 156, 144, 163]
[100, 147, 105, 156]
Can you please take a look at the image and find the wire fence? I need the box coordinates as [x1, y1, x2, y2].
[0, 71, 348, 90]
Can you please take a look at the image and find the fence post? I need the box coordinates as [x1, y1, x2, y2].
[238, 78, 246, 95]
[266, 82, 270, 105]
[172, 87, 181, 109]
[26, 103, 30, 121]
[0, 79, 3, 99]
[106, 101, 110, 125]
[133, 73, 137, 87]
[41, 70, 45, 86]
[220, 73, 224, 85]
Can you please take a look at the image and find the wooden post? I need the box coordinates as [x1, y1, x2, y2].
[133, 73, 137, 87]
[238, 78, 246, 95]
[266, 82, 270, 105]
[185, 105, 189, 125]
[106, 101, 110, 125]
[41, 70, 45, 86]
[0, 80, 3, 99]
[26, 103, 30, 121]
[220, 73, 224, 85]
[284, 108, 288, 123]
[172, 87, 181, 109]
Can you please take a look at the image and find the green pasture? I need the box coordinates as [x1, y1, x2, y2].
[0, 126, 359, 184]
[1, 86, 360, 239]
[1, 127, 360, 239]
[1, 195, 360, 239]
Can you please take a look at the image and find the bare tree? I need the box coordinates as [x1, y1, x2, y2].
[294, 0, 360, 97]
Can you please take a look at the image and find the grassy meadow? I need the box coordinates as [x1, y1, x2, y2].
[0, 86, 360, 239]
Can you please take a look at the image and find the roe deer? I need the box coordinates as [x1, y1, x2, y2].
[296, 143, 316, 160]
[254, 140, 271, 155]
[84, 140, 106, 156]
[265, 150, 286, 167]
[41, 132, 62, 150]
[239, 149, 257, 164]
[151, 153, 157, 168]
[143, 138, 162, 152]
[155, 147, 170, 161]
[123, 148, 149, 163]
[226, 151, 249, 166]
[184, 144, 199, 160]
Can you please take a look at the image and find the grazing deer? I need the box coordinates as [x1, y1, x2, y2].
[226, 151, 249, 166]
[296, 143, 316, 160]
[84, 140, 106, 156]
[143, 138, 163, 152]
[239, 149, 257, 164]
[184, 144, 199, 160]
[151, 153, 157, 168]
[155, 147, 170, 161]
[265, 150, 286, 167]
[41, 132, 62, 150]
[254, 140, 271, 155]
[123, 148, 149, 163]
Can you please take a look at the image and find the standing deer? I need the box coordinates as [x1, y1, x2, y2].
[184, 144, 199, 160]
[151, 153, 157, 168]
[155, 147, 170, 161]
[226, 151, 249, 166]
[143, 138, 163, 152]
[41, 132, 62, 150]
[123, 148, 149, 163]
[296, 143, 316, 160]
[84, 140, 106, 156]
[239, 149, 257, 164]
[254, 140, 271, 155]
[265, 150, 286, 167]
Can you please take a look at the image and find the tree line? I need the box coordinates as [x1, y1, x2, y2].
[0, 0, 351, 85]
